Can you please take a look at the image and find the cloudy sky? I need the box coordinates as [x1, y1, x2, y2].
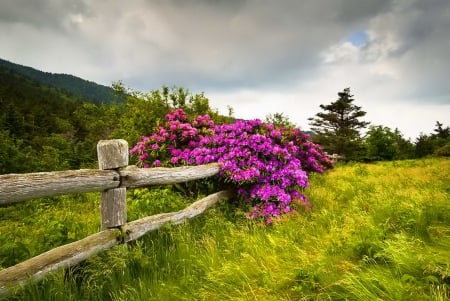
[1, 0, 449, 139]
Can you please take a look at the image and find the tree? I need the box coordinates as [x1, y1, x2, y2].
[364, 126, 413, 161]
[414, 121, 450, 158]
[265, 112, 295, 128]
[431, 121, 450, 155]
[2, 104, 25, 138]
[308, 88, 369, 160]
[393, 128, 415, 159]
[112, 86, 231, 148]
[72, 102, 121, 168]
[415, 134, 435, 158]
[433, 121, 450, 140]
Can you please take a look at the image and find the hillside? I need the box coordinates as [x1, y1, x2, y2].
[0, 62, 122, 174]
[0, 66, 230, 174]
[0, 64, 81, 135]
[0, 58, 119, 104]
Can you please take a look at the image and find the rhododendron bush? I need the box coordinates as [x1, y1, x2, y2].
[130, 109, 333, 223]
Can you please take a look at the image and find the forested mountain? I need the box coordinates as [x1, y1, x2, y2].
[0, 64, 81, 137]
[0, 60, 230, 174]
[0, 61, 112, 173]
[0, 58, 119, 104]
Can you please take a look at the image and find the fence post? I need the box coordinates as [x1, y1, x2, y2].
[97, 139, 128, 229]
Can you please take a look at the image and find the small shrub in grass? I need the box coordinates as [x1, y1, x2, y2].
[434, 144, 450, 157]
[130, 109, 333, 223]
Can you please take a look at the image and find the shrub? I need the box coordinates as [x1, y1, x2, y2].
[130, 109, 332, 223]
[434, 144, 450, 157]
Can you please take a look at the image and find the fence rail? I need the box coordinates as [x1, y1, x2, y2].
[0, 164, 221, 205]
[0, 139, 231, 296]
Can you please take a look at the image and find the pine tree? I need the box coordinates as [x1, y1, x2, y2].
[308, 88, 369, 159]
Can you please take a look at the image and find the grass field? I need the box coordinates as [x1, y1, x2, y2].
[1, 158, 449, 300]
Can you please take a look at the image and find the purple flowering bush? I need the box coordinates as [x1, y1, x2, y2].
[130, 109, 333, 223]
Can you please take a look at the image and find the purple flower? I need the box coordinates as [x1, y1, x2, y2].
[130, 108, 333, 222]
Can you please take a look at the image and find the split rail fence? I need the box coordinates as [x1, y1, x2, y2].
[0, 139, 232, 296]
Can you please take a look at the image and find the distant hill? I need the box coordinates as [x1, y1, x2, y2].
[0, 58, 120, 104]
[0, 62, 81, 137]
[0, 60, 124, 173]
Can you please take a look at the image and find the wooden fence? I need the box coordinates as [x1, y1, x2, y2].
[0, 139, 232, 296]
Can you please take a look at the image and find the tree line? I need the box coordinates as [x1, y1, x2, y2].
[0, 78, 448, 175]
[0, 74, 232, 174]
[308, 88, 450, 161]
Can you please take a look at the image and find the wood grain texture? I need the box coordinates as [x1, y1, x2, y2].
[97, 139, 129, 170]
[101, 188, 127, 229]
[0, 164, 221, 205]
[0, 169, 119, 205]
[120, 163, 221, 188]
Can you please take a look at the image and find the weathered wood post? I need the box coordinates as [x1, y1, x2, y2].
[97, 139, 128, 229]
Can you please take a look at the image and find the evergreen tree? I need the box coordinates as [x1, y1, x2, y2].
[393, 128, 415, 159]
[308, 88, 369, 160]
[433, 121, 450, 140]
[3, 104, 25, 137]
[414, 121, 450, 158]
[415, 134, 435, 158]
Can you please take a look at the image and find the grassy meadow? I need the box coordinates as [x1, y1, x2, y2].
[1, 158, 449, 300]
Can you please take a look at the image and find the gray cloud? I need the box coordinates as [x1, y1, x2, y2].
[335, 0, 394, 24]
[358, 0, 450, 104]
[0, 0, 90, 28]
[0, 0, 395, 90]
[0, 0, 449, 138]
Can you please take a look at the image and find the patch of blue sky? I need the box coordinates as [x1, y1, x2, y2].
[347, 31, 368, 47]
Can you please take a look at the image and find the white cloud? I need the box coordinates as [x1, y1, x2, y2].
[322, 42, 360, 64]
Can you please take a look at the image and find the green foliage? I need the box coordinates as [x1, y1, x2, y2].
[2, 58, 450, 298]
[71, 102, 122, 167]
[112, 85, 232, 148]
[0, 193, 101, 269]
[127, 187, 192, 220]
[434, 144, 450, 157]
[0, 64, 88, 172]
[0, 131, 32, 173]
[0, 69, 229, 173]
[2, 158, 449, 300]
[415, 121, 450, 158]
[434, 121, 450, 140]
[415, 133, 436, 158]
[264, 112, 295, 128]
[364, 125, 414, 161]
[308, 87, 370, 160]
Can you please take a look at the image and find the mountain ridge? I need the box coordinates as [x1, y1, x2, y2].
[0, 58, 119, 104]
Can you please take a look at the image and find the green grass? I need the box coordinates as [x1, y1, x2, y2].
[0, 193, 102, 269]
[1, 158, 449, 300]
